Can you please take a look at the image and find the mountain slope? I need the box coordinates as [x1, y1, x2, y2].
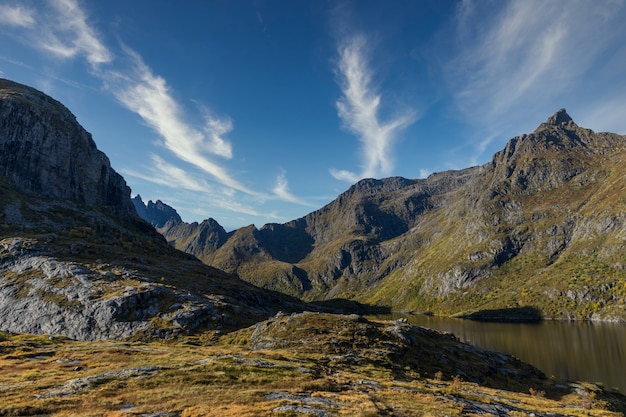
[0, 79, 308, 340]
[161, 109, 626, 320]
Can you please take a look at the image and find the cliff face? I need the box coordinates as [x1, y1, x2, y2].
[0, 79, 134, 217]
[160, 109, 626, 320]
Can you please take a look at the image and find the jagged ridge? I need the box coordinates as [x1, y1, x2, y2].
[132, 195, 182, 228]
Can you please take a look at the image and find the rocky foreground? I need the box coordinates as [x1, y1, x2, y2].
[2, 312, 625, 416]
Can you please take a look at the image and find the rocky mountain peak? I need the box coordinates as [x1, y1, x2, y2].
[534, 108, 577, 132]
[546, 108, 573, 126]
[132, 195, 182, 228]
[0, 78, 135, 217]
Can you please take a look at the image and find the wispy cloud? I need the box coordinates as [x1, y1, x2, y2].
[272, 171, 314, 206]
[38, 0, 111, 66]
[0, 0, 108, 71]
[1, 0, 252, 197]
[122, 156, 278, 219]
[439, 0, 626, 167]
[122, 155, 213, 193]
[202, 112, 234, 159]
[0, 5, 35, 27]
[255, 9, 268, 33]
[449, 0, 626, 132]
[329, 168, 360, 183]
[3, 0, 315, 217]
[107, 47, 259, 197]
[331, 35, 416, 182]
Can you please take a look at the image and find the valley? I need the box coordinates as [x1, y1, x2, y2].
[140, 110, 626, 322]
[1, 78, 626, 415]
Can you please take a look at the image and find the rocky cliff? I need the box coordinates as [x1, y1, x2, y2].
[0, 79, 135, 217]
[159, 109, 626, 320]
[0, 79, 307, 340]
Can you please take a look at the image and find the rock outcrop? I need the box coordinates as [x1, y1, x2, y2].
[132, 195, 182, 228]
[0, 79, 135, 217]
[0, 235, 285, 340]
[246, 312, 545, 388]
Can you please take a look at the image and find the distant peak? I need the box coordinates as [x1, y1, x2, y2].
[534, 109, 576, 133]
[546, 108, 573, 125]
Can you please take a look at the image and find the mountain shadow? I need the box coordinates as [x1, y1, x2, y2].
[461, 306, 543, 322]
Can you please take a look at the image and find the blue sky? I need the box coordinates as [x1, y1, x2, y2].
[1, 0, 625, 230]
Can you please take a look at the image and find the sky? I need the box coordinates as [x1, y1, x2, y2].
[1, 0, 625, 230]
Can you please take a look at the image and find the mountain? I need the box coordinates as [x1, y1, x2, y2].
[132, 195, 182, 228]
[3, 79, 626, 416]
[0, 79, 309, 340]
[160, 109, 626, 321]
[0, 80, 134, 217]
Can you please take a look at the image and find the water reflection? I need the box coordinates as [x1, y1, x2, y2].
[376, 314, 626, 392]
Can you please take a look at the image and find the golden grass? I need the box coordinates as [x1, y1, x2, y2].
[1, 324, 625, 417]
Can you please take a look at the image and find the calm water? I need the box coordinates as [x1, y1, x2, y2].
[377, 314, 626, 392]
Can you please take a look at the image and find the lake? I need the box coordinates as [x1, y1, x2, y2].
[377, 314, 626, 392]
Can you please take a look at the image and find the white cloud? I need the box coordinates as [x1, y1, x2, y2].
[0, 5, 35, 27]
[214, 199, 271, 219]
[333, 35, 416, 182]
[0, 1, 111, 66]
[329, 168, 360, 183]
[203, 114, 234, 159]
[39, 0, 112, 66]
[145, 155, 214, 192]
[452, 1, 567, 119]
[445, 0, 626, 164]
[25, 0, 286, 220]
[109, 47, 260, 197]
[22, 0, 263, 203]
[272, 171, 313, 206]
[450, 0, 626, 126]
[123, 156, 277, 219]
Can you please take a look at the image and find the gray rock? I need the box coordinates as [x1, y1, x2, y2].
[0, 238, 227, 340]
[132, 195, 182, 228]
[0, 79, 135, 217]
[39, 366, 160, 398]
